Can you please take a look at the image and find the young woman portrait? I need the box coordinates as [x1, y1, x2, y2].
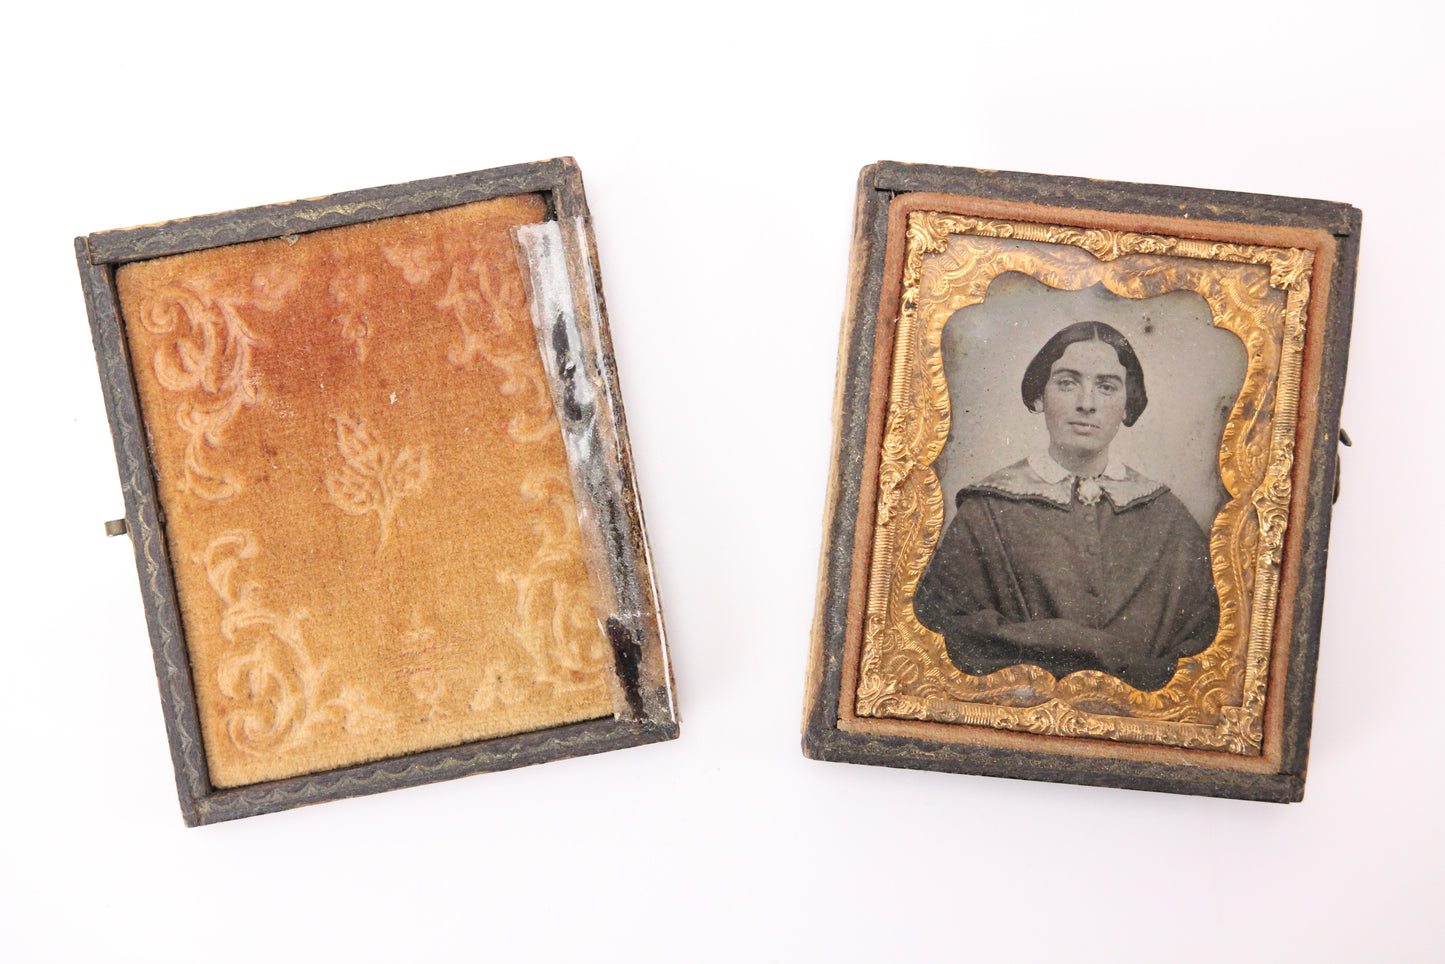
[913, 319, 1222, 691]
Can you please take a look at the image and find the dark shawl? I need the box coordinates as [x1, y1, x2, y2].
[913, 458, 1219, 691]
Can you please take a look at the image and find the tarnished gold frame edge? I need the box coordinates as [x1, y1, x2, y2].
[835, 192, 1337, 773]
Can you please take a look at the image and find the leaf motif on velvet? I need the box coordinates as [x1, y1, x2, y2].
[324, 414, 432, 554]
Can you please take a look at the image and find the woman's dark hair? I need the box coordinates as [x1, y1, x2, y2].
[1020, 321, 1148, 426]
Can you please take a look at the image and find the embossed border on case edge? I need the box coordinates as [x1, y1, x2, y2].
[77, 158, 678, 826]
[803, 162, 1359, 802]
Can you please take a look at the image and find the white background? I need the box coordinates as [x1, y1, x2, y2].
[2, 3, 1440, 961]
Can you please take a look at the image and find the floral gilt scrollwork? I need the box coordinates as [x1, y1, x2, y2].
[854, 213, 1315, 756]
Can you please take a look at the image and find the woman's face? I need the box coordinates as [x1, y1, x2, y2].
[1041, 339, 1128, 464]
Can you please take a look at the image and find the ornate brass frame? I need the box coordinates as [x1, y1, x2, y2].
[855, 212, 1316, 755]
[804, 163, 1360, 802]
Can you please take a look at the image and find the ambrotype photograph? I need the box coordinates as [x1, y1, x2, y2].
[916, 284, 1241, 694]
[806, 163, 1361, 801]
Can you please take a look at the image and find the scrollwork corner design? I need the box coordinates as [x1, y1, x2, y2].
[197, 531, 390, 759]
[471, 470, 608, 713]
[133, 272, 296, 500]
[381, 232, 557, 444]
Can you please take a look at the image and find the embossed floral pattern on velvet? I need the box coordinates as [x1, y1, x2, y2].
[116, 196, 614, 788]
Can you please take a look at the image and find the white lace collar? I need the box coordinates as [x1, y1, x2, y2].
[963, 452, 1166, 512]
[1026, 451, 1130, 485]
